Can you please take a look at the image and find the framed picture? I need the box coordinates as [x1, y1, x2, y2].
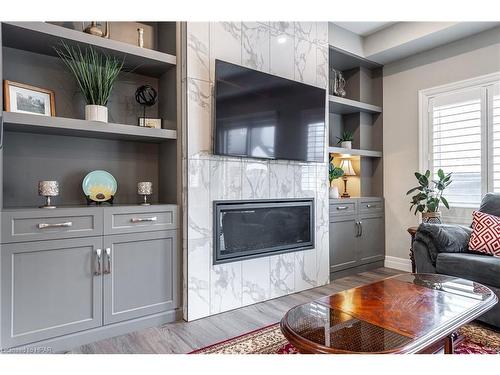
[3, 80, 56, 116]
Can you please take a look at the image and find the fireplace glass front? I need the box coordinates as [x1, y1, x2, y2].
[213, 199, 314, 264]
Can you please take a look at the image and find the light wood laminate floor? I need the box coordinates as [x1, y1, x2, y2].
[71, 267, 402, 354]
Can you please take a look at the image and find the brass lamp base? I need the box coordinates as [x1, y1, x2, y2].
[341, 177, 350, 198]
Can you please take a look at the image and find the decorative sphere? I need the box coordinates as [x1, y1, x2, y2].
[135, 85, 158, 107]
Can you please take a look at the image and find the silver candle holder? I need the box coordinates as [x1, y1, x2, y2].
[38, 181, 59, 209]
[137, 182, 152, 205]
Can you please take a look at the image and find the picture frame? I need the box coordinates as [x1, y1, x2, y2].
[3, 80, 56, 116]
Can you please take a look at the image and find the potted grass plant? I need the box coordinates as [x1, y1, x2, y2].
[329, 155, 344, 198]
[336, 130, 354, 149]
[55, 42, 124, 122]
[406, 169, 452, 223]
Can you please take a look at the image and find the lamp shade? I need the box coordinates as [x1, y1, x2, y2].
[339, 159, 356, 176]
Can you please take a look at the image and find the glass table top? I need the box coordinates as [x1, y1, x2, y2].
[281, 274, 495, 353]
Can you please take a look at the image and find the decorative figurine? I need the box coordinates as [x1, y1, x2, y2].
[330, 68, 346, 98]
[137, 182, 153, 205]
[83, 22, 110, 38]
[38, 181, 59, 209]
[137, 27, 144, 48]
[336, 71, 346, 97]
[135, 85, 161, 128]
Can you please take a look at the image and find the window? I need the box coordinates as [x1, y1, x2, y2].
[420, 73, 500, 224]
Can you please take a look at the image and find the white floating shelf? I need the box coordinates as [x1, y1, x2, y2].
[328, 147, 382, 158]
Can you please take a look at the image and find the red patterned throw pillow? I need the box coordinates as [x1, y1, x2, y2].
[468, 211, 500, 257]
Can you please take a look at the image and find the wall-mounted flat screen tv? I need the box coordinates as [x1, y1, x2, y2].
[214, 60, 326, 162]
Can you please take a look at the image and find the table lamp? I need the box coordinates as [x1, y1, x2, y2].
[38, 180, 59, 208]
[339, 159, 356, 198]
[137, 182, 153, 205]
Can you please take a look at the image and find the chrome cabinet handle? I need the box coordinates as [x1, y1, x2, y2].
[336, 206, 348, 211]
[355, 221, 360, 237]
[359, 221, 363, 237]
[94, 249, 102, 276]
[104, 248, 111, 274]
[366, 204, 375, 208]
[38, 221, 73, 229]
[130, 216, 157, 223]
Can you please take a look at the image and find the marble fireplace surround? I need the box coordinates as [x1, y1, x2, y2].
[185, 22, 330, 321]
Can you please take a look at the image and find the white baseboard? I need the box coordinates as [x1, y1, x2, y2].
[384, 256, 412, 272]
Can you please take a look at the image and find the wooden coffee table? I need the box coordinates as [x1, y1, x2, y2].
[280, 274, 498, 354]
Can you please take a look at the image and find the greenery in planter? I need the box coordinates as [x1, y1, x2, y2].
[54, 42, 124, 106]
[406, 169, 452, 215]
[329, 155, 344, 186]
[336, 130, 354, 145]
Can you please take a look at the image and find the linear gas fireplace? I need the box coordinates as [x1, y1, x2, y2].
[213, 198, 314, 264]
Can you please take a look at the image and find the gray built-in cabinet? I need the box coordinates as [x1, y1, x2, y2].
[328, 46, 385, 279]
[329, 198, 385, 278]
[1, 206, 180, 349]
[0, 22, 182, 352]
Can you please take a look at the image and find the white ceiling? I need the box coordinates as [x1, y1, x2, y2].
[333, 22, 397, 36]
[330, 22, 500, 64]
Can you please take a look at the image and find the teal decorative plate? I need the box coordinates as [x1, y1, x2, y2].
[82, 170, 117, 202]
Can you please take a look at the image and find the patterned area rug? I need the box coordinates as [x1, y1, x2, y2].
[190, 322, 500, 354]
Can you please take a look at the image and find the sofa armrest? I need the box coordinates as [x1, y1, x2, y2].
[412, 240, 437, 273]
[413, 223, 472, 265]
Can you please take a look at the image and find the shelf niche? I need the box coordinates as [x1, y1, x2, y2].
[329, 153, 383, 198]
[2, 131, 177, 208]
[0, 22, 179, 209]
[329, 111, 382, 153]
[329, 46, 383, 108]
[2, 46, 177, 131]
[2, 22, 176, 77]
[328, 46, 383, 199]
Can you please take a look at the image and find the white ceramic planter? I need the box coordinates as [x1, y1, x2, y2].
[341, 141, 352, 149]
[85, 105, 108, 122]
[329, 186, 339, 199]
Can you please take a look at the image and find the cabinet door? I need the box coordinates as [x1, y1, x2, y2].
[357, 214, 385, 265]
[1, 237, 103, 348]
[103, 230, 179, 324]
[329, 216, 358, 273]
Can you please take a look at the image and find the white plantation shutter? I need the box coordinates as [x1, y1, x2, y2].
[491, 84, 500, 192]
[430, 88, 484, 207]
[423, 76, 500, 224]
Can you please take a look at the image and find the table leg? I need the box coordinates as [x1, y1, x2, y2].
[409, 248, 416, 273]
[407, 227, 418, 273]
[444, 334, 455, 354]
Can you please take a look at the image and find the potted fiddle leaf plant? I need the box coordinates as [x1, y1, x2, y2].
[336, 130, 354, 149]
[329, 155, 344, 199]
[55, 42, 124, 123]
[406, 169, 452, 223]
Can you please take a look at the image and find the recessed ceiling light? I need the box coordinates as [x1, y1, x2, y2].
[277, 35, 287, 44]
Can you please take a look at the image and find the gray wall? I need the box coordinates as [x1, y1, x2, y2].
[383, 26, 500, 263]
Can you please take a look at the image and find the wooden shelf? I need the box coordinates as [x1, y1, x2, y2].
[329, 95, 382, 115]
[329, 45, 382, 71]
[328, 147, 382, 158]
[2, 112, 177, 142]
[1, 22, 176, 77]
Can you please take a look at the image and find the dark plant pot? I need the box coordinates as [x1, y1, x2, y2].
[422, 211, 442, 224]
